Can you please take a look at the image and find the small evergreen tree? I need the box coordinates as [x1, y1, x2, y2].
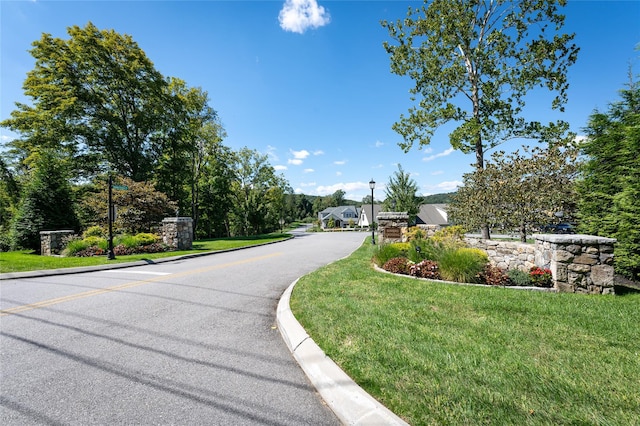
[577, 77, 640, 281]
[11, 150, 79, 251]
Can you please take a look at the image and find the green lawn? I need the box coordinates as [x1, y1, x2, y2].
[291, 239, 640, 425]
[0, 233, 290, 273]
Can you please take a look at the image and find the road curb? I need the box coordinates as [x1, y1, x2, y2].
[277, 279, 409, 426]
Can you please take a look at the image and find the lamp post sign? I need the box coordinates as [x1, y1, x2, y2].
[107, 177, 128, 260]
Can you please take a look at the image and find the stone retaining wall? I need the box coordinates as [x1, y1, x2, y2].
[40, 230, 75, 256]
[466, 234, 616, 295]
[162, 217, 193, 250]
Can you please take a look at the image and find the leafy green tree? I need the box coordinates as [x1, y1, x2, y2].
[382, 0, 579, 237]
[11, 150, 80, 251]
[79, 176, 176, 235]
[383, 164, 421, 223]
[2, 22, 171, 181]
[230, 148, 284, 236]
[577, 77, 640, 281]
[331, 189, 346, 206]
[449, 140, 579, 242]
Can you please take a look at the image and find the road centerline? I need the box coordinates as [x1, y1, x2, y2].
[0, 252, 282, 317]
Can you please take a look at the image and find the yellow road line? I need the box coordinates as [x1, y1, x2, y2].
[0, 252, 282, 317]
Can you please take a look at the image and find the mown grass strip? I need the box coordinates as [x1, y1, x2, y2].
[0, 233, 289, 273]
[291, 239, 640, 425]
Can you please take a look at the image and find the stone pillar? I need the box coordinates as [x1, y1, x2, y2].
[40, 230, 75, 256]
[377, 212, 409, 244]
[162, 217, 194, 250]
[535, 234, 616, 295]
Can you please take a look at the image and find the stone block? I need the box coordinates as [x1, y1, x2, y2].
[573, 254, 598, 265]
[568, 263, 591, 273]
[556, 282, 575, 293]
[554, 250, 574, 263]
[591, 265, 614, 287]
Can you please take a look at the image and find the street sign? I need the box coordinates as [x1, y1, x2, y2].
[113, 185, 128, 190]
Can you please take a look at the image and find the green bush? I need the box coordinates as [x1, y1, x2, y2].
[373, 243, 409, 267]
[409, 238, 447, 263]
[438, 247, 488, 283]
[507, 268, 532, 286]
[63, 238, 91, 256]
[83, 226, 105, 238]
[115, 234, 140, 249]
[134, 233, 158, 245]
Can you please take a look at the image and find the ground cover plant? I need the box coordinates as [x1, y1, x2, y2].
[0, 233, 289, 273]
[291, 240, 640, 425]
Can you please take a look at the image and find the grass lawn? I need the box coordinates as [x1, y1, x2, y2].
[291, 239, 640, 425]
[0, 233, 290, 274]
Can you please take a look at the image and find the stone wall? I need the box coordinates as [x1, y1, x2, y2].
[377, 212, 409, 244]
[40, 230, 75, 256]
[466, 234, 616, 295]
[162, 217, 193, 250]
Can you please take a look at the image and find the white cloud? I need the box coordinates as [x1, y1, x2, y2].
[373, 164, 384, 169]
[435, 180, 462, 191]
[431, 170, 444, 176]
[375, 140, 384, 148]
[313, 150, 324, 156]
[315, 181, 370, 196]
[274, 165, 288, 171]
[278, 0, 331, 34]
[334, 160, 346, 165]
[423, 147, 455, 162]
[300, 182, 316, 187]
[1, 134, 16, 143]
[336, 171, 342, 176]
[304, 168, 314, 173]
[288, 159, 303, 166]
[291, 149, 310, 159]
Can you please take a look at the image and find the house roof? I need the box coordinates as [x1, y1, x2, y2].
[415, 204, 448, 225]
[319, 206, 361, 221]
[359, 204, 382, 224]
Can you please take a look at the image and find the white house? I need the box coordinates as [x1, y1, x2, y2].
[318, 206, 361, 229]
[357, 204, 382, 228]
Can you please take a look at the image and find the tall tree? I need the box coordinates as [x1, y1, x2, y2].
[2, 22, 171, 181]
[382, 0, 579, 237]
[383, 164, 422, 223]
[577, 76, 640, 281]
[230, 148, 282, 236]
[11, 150, 80, 251]
[449, 140, 579, 242]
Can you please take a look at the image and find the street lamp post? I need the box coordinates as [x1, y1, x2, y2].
[369, 179, 376, 245]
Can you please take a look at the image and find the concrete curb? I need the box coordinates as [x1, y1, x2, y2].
[0, 236, 293, 280]
[277, 279, 409, 426]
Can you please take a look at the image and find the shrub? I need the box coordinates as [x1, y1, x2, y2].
[409, 238, 446, 263]
[481, 264, 510, 286]
[438, 247, 488, 283]
[63, 238, 91, 256]
[530, 266, 553, 287]
[113, 244, 137, 256]
[431, 225, 466, 248]
[74, 246, 106, 257]
[373, 243, 409, 267]
[115, 234, 140, 249]
[135, 233, 158, 246]
[383, 257, 412, 275]
[409, 260, 440, 280]
[83, 226, 105, 238]
[508, 269, 532, 286]
[137, 242, 169, 253]
[405, 227, 426, 242]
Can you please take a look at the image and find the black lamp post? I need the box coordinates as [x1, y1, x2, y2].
[369, 179, 376, 244]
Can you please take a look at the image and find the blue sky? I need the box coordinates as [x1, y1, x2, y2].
[1, 0, 639, 202]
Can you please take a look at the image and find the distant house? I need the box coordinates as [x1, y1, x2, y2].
[415, 204, 448, 226]
[318, 206, 361, 229]
[357, 204, 382, 228]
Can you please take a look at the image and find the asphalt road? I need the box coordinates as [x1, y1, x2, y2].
[0, 229, 367, 425]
